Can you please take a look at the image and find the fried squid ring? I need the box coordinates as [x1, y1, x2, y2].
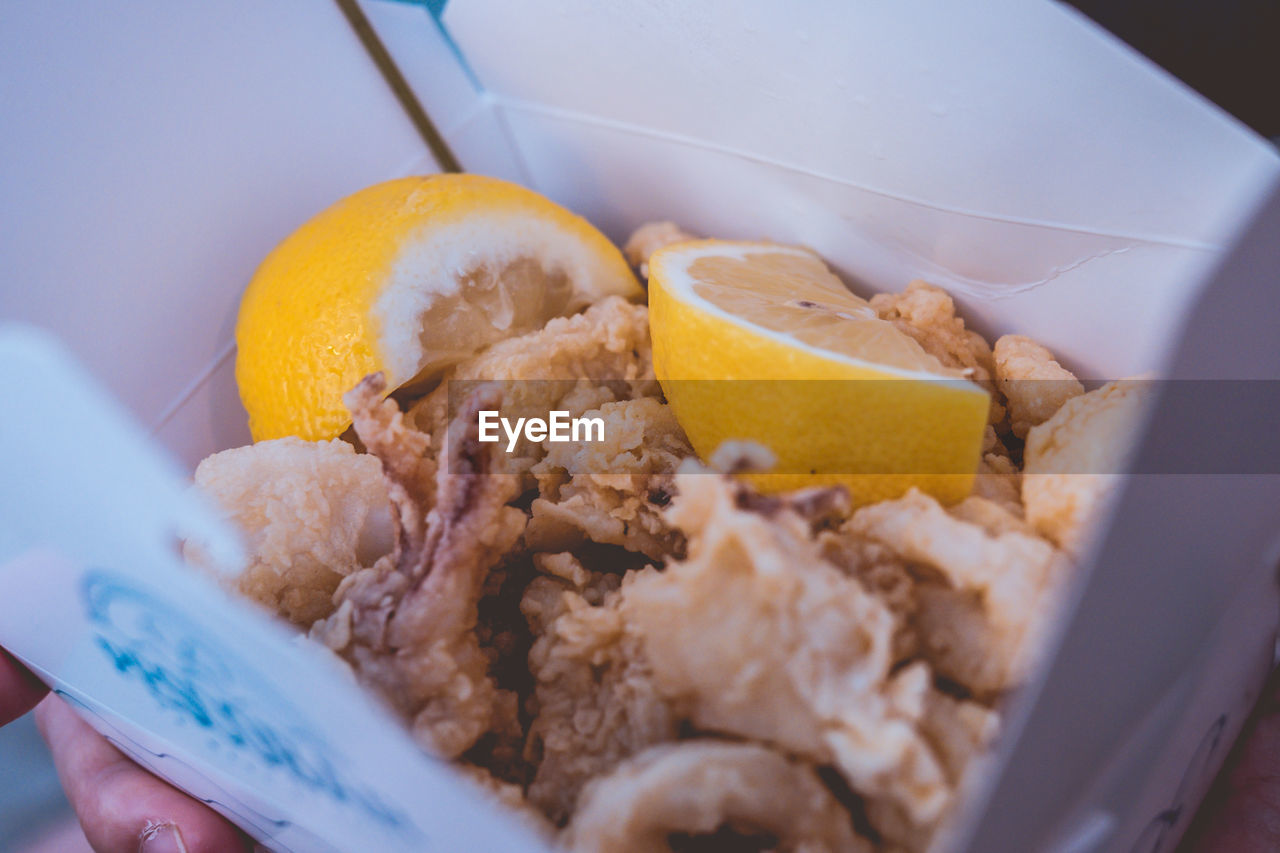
[563, 741, 870, 853]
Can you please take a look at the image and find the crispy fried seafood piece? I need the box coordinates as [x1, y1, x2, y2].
[189, 437, 393, 626]
[949, 494, 1036, 538]
[993, 335, 1084, 438]
[624, 465, 953, 829]
[407, 296, 658, 454]
[313, 375, 527, 758]
[846, 489, 1066, 694]
[817, 535, 920, 664]
[864, 690, 999, 852]
[1022, 379, 1150, 556]
[971, 451, 1022, 515]
[521, 557, 676, 823]
[871, 280, 999, 391]
[622, 221, 698, 279]
[871, 281, 1009, 429]
[563, 741, 871, 853]
[528, 398, 691, 561]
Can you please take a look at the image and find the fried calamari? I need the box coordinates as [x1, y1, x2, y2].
[870, 281, 994, 382]
[313, 374, 526, 758]
[521, 558, 676, 823]
[189, 436, 393, 626]
[846, 489, 1066, 694]
[622, 221, 697, 280]
[564, 741, 870, 853]
[407, 295, 658, 457]
[623, 465, 952, 831]
[193, 240, 1124, 851]
[528, 398, 690, 561]
[993, 334, 1084, 439]
[1022, 379, 1150, 555]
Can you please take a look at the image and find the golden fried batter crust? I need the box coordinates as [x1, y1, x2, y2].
[528, 398, 690, 561]
[863, 689, 1000, 852]
[564, 741, 872, 853]
[198, 269, 1102, 850]
[846, 489, 1066, 694]
[870, 281, 994, 381]
[521, 561, 676, 823]
[189, 437, 392, 626]
[993, 334, 1084, 438]
[870, 281, 1005, 427]
[624, 465, 952, 828]
[622, 221, 698, 280]
[1022, 379, 1149, 556]
[407, 296, 658, 449]
[313, 377, 526, 758]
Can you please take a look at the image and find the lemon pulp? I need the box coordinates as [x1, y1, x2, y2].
[648, 240, 988, 505]
[235, 174, 640, 441]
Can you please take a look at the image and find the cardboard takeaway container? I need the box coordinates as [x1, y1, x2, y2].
[2, 1, 1280, 850]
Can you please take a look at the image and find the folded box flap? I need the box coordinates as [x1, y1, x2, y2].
[0, 328, 551, 853]
[954, 179, 1280, 853]
[380, 0, 1280, 376]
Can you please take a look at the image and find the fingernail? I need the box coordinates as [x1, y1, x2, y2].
[139, 821, 188, 853]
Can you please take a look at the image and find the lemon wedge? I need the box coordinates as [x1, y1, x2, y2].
[647, 240, 988, 504]
[236, 174, 641, 441]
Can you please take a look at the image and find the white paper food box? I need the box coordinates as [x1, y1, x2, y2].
[2, 2, 1279, 851]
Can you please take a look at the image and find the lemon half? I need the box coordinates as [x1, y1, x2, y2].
[236, 174, 641, 441]
[648, 240, 988, 504]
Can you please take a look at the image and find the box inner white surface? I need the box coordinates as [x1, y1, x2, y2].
[5, 0, 1278, 470]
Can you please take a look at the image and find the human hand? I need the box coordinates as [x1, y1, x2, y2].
[1, 647, 47, 726]
[3, 651, 251, 853]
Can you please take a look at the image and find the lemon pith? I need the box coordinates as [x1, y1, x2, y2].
[235, 174, 641, 441]
[647, 240, 989, 505]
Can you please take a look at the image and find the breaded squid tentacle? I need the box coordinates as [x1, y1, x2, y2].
[343, 372, 436, 576]
[316, 378, 526, 758]
[387, 381, 525, 649]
